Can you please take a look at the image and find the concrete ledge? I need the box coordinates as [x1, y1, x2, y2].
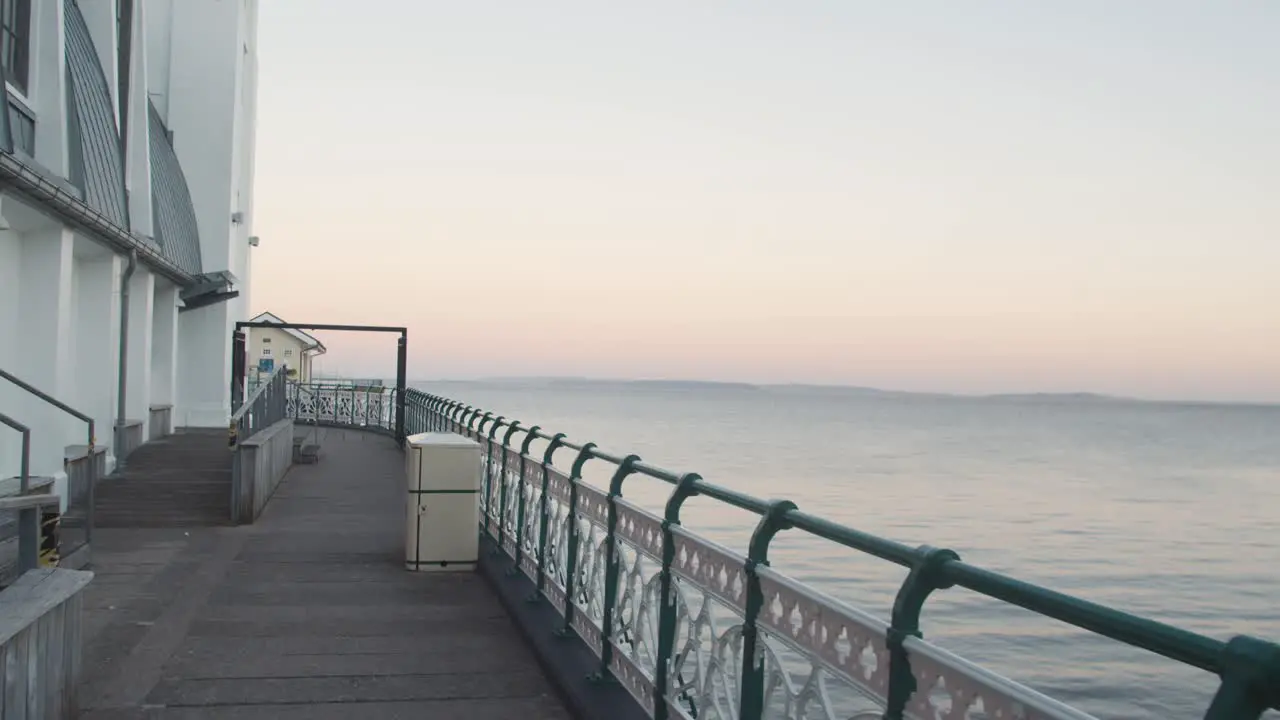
[61, 542, 91, 571]
[147, 405, 173, 440]
[115, 419, 145, 462]
[179, 402, 233, 430]
[0, 568, 94, 716]
[64, 444, 106, 511]
[477, 535, 649, 720]
[232, 417, 294, 524]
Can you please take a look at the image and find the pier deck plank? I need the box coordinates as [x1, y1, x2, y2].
[76, 429, 569, 719]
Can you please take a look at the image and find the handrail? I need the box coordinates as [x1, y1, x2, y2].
[0, 411, 39, 574]
[401, 387, 1280, 720]
[0, 411, 32, 492]
[0, 494, 61, 511]
[229, 367, 289, 525]
[0, 368, 97, 547]
[230, 367, 287, 423]
[0, 368, 95, 446]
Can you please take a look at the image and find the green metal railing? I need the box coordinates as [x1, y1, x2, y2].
[306, 381, 1278, 718]
[394, 388, 1279, 720]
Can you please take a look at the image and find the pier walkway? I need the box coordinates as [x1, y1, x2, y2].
[75, 429, 568, 719]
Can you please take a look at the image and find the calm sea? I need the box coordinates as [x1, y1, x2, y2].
[414, 379, 1279, 720]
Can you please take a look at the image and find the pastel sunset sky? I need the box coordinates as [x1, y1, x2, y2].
[249, 1, 1279, 402]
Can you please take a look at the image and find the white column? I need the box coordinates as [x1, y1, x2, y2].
[150, 281, 180, 414]
[73, 254, 123, 462]
[16, 228, 76, 478]
[176, 301, 232, 428]
[0, 227, 20, 368]
[0, 225, 22, 478]
[125, 0, 153, 235]
[124, 268, 155, 437]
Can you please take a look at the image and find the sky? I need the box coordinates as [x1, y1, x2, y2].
[248, 1, 1280, 403]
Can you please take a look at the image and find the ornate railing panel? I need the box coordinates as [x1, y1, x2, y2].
[286, 382, 396, 433]
[540, 465, 574, 614]
[308, 387, 1280, 720]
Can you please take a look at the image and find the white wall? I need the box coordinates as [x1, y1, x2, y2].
[246, 327, 309, 383]
[15, 227, 76, 490]
[150, 282, 180, 409]
[236, 1, 260, 316]
[0, 0, 260, 487]
[177, 302, 233, 427]
[123, 268, 155, 436]
[0, 228, 20, 368]
[164, 0, 239, 275]
[159, 0, 259, 426]
[142, 0, 173, 123]
[73, 254, 123, 461]
[125, 0, 154, 236]
[0, 225, 22, 478]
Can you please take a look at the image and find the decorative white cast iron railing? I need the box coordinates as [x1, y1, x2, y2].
[286, 381, 395, 433]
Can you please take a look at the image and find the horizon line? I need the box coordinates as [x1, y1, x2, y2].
[311, 373, 1280, 408]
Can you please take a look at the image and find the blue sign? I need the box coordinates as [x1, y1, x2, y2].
[258, 358, 274, 372]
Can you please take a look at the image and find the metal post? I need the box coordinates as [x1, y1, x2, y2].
[557, 443, 597, 637]
[739, 500, 798, 720]
[86, 421, 96, 547]
[395, 333, 407, 446]
[14, 422, 38, 572]
[512, 427, 541, 575]
[498, 423, 521, 555]
[231, 328, 246, 412]
[487, 419, 509, 548]
[116, 250, 137, 459]
[883, 546, 961, 719]
[532, 433, 567, 600]
[1202, 636, 1280, 719]
[594, 455, 641, 682]
[653, 473, 702, 718]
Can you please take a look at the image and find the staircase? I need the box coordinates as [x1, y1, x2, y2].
[94, 429, 232, 527]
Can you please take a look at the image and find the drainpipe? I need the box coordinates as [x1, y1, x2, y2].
[114, 249, 138, 461]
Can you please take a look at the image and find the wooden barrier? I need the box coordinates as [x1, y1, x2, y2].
[0, 568, 94, 717]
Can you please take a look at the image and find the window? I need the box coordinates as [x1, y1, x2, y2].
[283, 349, 293, 357]
[262, 337, 272, 344]
[1, 0, 31, 95]
[261, 348, 272, 357]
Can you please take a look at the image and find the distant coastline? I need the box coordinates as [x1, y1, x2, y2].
[410, 376, 1277, 408]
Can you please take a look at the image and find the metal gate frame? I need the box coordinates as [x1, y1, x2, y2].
[231, 322, 409, 445]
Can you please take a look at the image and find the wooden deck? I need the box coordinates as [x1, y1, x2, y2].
[76, 428, 569, 719]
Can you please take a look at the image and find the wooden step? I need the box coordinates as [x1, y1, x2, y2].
[93, 431, 233, 528]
